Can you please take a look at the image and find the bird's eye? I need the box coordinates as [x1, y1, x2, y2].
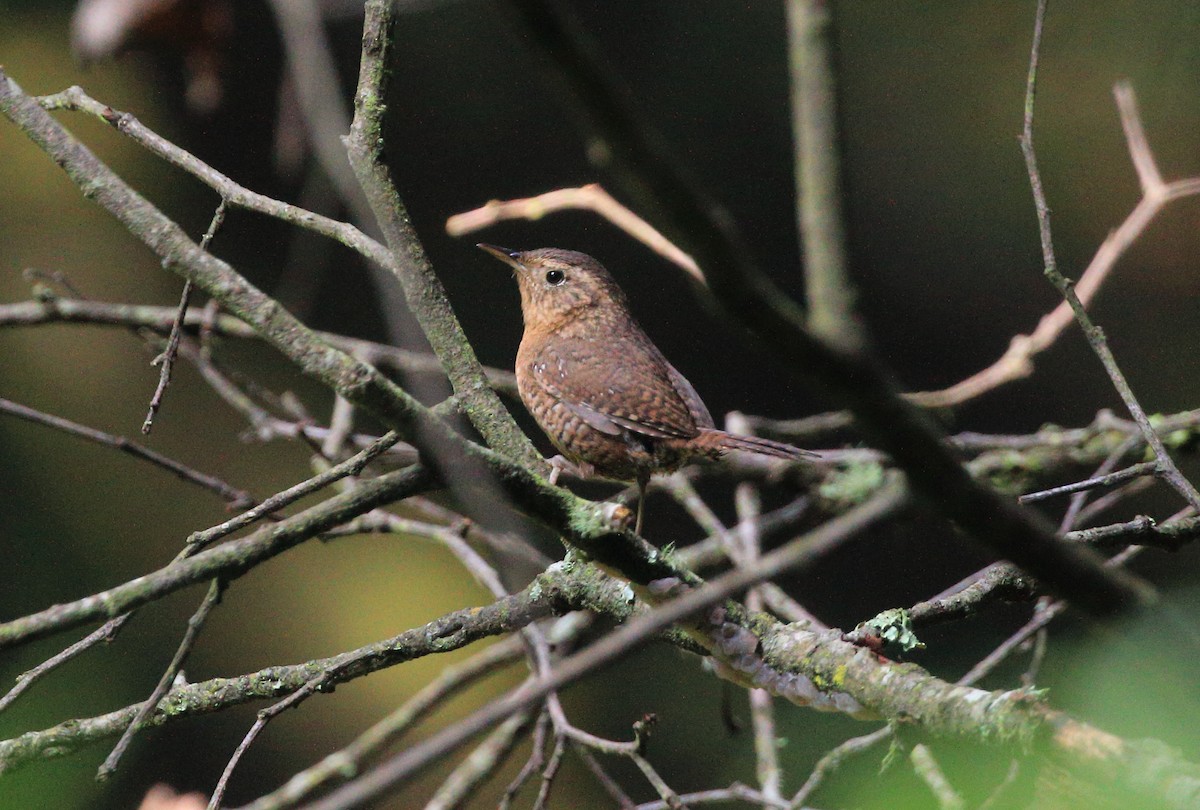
[545, 269, 566, 286]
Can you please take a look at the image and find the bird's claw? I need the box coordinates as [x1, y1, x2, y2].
[547, 455, 592, 486]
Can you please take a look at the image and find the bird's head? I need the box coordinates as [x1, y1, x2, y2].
[478, 245, 631, 333]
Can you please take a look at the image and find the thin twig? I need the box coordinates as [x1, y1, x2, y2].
[909, 48, 1200, 410]
[758, 583, 826, 630]
[1020, 619, 1050, 687]
[978, 760, 1023, 810]
[321, 394, 357, 459]
[186, 430, 403, 550]
[499, 710, 551, 810]
[960, 601, 1064, 688]
[0, 465, 433, 650]
[425, 712, 533, 810]
[262, 0, 372, 226]
[143, 276, 195, 434]
[676, 497, 811, 573]
[1066, 514, 1200, 552]
[637, 784, 790, 810]
[748, 686, 782, 803]
[1018, 0, 1200, 512]
[572, 744, 635, 808]
[909, 562, 1039, 627]
[0, 397, 253, 507]
[447, 184, 702, 281]
[144, 201, 226, 433]
[236, 636, 527, 810]
[0, 297, 518, 395]
[1073, 477, 1157, 528]
[739, 410, 854, 443]
[0, 618, 128, 714]
[531, 737, 566, 810]
[209, 668, 343, 810]
[335, 511, 510, 596]
[910, 744, 965, 810]
[729, 459, 783, 804]
[98, 578, 227, 779]
[631, 747, 684, 810]
[1018, 461, 1160, 504]
[789, 727, 892, 807]
[1059, 435, 1140, 531]
[662, 473, 727, 538]
[958, 542, 1151, 687]
[34, 86, 390, 265]
[909, 506, 1196, 626]
[545, 698, 639, 756]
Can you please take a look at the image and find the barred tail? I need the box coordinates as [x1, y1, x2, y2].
[695, 428, 816, 460]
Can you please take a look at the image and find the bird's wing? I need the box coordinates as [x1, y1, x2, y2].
[528, 339, 700, 440]
[664, 360, 715, 431]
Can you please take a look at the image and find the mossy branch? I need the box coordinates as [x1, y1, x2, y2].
[346, 0, 540, 467]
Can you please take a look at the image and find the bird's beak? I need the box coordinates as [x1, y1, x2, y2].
[477, 243, 524, 271]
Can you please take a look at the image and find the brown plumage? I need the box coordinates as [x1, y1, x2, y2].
[479, 244, 813, 533]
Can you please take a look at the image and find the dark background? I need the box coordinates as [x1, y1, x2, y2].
[1, 1, 1199, 807]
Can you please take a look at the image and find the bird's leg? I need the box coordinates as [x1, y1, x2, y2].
[634, 472, 650, 535]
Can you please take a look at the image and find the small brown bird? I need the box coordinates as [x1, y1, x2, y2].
[480, 245, 813, 533]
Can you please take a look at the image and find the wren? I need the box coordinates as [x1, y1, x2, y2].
[479, 244, 813, 534]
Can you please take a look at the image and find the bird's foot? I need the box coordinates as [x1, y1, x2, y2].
[546, 455, 592, 486]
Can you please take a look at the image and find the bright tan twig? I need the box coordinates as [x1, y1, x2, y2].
[909, 82, 1200, 409]
[905, 262, 1114, 408]
[446, 183, 703, 282]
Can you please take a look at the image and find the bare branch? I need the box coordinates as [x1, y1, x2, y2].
[1017, 1, 1200, 512]
[262, 0, 373, 225]
[447, 184, 702, 282]
[98, 579, 226, 779]
[903, 77, 1200, 411]
[33, 86, 391, 266]
[1019, 461, 1160, 504]
[346, 1, 538, 465]
[786, 0, 858, 349]
[637, 783, 789, 810]
[0, 586, 552, 775]
[0, 397, 252, 507]
[296, 480, 914, 809]
[186, 430, 402, 550]
[0, 297, 518, 395]
[0, 465, 432, 649]
[144, 201, 226, 433]
[789, 728, 892, 807]
[0, 619, 128, 715]
[426, 712, 534, 810]
[910, 744, 965, 810]
[237, 636, 525, 810]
